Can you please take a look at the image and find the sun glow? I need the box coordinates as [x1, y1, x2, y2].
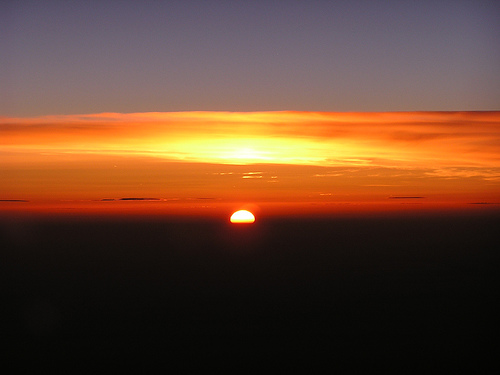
[1, 111, 499, 214]
[230, 210, 255, 224]
[170, 137, 323, 165]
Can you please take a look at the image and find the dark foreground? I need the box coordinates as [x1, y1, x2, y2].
[1, 212, 498, 364]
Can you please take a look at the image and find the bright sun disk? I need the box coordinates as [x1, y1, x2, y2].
[230, 210, 255, 224]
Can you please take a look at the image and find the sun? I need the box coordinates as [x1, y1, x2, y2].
[230, 210, 255, 224]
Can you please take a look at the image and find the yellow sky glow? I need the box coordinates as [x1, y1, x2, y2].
[1, 111, 499, 216]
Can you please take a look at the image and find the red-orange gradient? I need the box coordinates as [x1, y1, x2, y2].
[1, 111, 499, 217]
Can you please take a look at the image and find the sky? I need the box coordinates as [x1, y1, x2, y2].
[1, 1, 499, 217]
[2, 111, 499, 217]
[2, 0, 500, 116]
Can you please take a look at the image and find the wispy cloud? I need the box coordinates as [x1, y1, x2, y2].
[2, 111, 499, 205]
[425, 168, 500, 180]
[2, 111, 499, 169]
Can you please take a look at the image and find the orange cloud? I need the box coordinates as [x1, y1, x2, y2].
[2, 111, 499, 167]
[1, 111, 499, 214]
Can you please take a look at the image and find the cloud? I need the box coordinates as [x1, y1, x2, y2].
[388, 196, 425, 199]
[1, 111, 499, 170]
[119, 198, 160, 201]
[468, 202, 500, 205]
[425, 168, 500, 180]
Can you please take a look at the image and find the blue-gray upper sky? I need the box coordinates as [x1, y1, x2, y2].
[2, 0, 499, 116]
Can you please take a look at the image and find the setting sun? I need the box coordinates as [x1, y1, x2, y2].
[230, 210, 256, 224]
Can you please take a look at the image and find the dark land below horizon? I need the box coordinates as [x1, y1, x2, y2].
[1, 212, 498, 362]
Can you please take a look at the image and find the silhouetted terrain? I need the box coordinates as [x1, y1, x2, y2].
[1, 212, 498, 362]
